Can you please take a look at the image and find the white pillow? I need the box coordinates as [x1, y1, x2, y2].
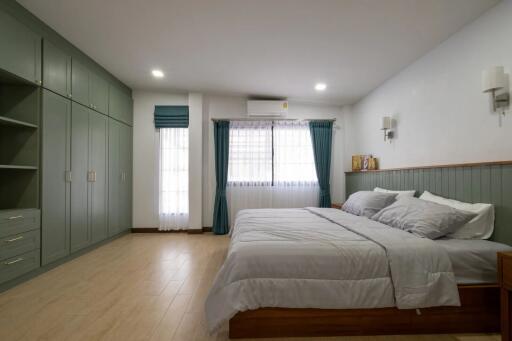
[419, 191, 494, 239]
[374, 187, 416, 199]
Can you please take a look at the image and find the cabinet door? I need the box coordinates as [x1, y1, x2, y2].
[43, 40, 71, 97]
[90, 73, 108, 114]
[89, 110, 108, 243]
[120, 123, 133, 231]
[0, 11, 41, 84]
[70, 102, 90, 252]
[42, 90, 70, 265]
[108, 84, 123, 122]
[108, 119, 120, 236]
[71, 59, 90, 106]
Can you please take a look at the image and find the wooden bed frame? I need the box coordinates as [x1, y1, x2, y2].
[229, 284, 500, 338]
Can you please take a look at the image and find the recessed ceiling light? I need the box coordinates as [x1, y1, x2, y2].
[152, 69, 164, 78]
[315, 83, 327, 91]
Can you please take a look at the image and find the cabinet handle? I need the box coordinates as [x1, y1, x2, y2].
[4, 236, 24, 243]
[65, 171, 72, 183]
[68, 94, 72, 98]
[4, 258, 24, 265]
[8, 215, 24, 220]
[87, 171, 97, 182]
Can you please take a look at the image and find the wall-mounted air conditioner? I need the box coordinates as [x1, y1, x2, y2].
[247, 100, 288, 117]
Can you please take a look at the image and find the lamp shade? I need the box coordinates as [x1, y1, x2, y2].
[381, 116, 392, 130]
[482, 66, 506, 93]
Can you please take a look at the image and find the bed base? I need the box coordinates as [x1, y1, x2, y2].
[229, 284, 500, 338]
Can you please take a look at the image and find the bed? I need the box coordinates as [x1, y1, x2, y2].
[205, 161, 512, 338]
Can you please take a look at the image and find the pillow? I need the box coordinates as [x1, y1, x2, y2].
[374, 187, 416, 198]
[342, 191, 398, 218]
[371, 196, 476, 239]
[419, 191, 494, 239]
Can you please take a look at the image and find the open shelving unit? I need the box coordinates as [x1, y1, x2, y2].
[0, 73, 40, 210]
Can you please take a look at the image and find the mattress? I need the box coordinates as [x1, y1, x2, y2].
[205, 208, 460, 331]
[436, 238, 512, 284]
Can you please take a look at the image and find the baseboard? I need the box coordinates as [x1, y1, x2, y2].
[131, 227, 213, 233]
[0, 230, 129, 293]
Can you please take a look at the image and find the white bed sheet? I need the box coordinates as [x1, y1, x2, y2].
[436, 238, 512, 284]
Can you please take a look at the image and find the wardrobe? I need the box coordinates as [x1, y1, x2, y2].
[0, 0, 133, 288]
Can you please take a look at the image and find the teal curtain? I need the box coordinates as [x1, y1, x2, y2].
[213, 121, 230, 234]
[154, 105, 189, 128]
[309, 121, 333, 207]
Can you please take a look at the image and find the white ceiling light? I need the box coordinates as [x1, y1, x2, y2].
[152, 69, 164, 78]
[315, 83, 327, 91]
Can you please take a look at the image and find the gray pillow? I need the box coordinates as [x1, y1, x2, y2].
[371, 197, 476, 239]
[342, 191, 398, 218]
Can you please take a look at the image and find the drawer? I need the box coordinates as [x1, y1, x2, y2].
[0, 249, 40, 284]
[0, 209, 40, 238]
[0, 230, 40, 261]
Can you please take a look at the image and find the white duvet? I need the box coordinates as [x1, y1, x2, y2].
[205, 208, 460, 332]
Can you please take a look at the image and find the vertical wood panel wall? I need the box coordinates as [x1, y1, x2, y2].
[345, 162, 512, 245]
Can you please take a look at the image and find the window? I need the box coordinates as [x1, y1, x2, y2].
[273, 121, 317, 185]
[227, 120, 318, 186]
[159, 128, 189, 230]
[228, 121, 272, 185]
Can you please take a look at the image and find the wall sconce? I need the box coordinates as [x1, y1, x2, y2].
[381, 116, 393, 142]
[482, 66, 509, 113]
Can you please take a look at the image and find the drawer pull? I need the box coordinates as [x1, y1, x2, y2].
[4, 258, 24, 265]
[4, 236, 24, 243]
[8, 215, 24, 220]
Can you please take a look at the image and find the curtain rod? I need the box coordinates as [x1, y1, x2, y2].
[211, 118, 336, 122]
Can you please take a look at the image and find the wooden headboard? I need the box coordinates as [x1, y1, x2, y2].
[345, 161, 512, 245]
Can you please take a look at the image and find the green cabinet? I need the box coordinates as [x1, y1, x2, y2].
[89, 111, 108, 243]
[120, 123, 132, 231]
[109, 85, 133, 126]
[41, 90, 70, 265]
[70, 60, 108, 115]
[70, 103, 89, 252]
[42, 40, 71, 98]
[0, 10, 41, 84]
[71, 59, 90, 107]
[90, 73, 109, 115]
[107, 119, 120, 236]
[70, 103, 108, 251]
[108, 119, 132, 236]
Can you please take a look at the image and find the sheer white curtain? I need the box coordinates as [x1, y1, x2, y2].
[227, 121, 273, 224]
[227, 120, 319, 225]
[159, 128, 189, 230]
[273, 120, 319, 208]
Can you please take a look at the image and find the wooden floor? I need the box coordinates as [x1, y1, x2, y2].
[0, 233, 501, 341]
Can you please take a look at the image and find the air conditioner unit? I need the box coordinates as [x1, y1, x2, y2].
[247, 100, 288, 117]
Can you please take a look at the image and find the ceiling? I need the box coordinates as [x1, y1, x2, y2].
[17, 0, 499, 105]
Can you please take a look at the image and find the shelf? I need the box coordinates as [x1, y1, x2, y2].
[0, 165, 37, 170]
[0, 116, 37, 128]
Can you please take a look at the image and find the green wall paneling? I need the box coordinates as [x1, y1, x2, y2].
[346, 162, 512, 245]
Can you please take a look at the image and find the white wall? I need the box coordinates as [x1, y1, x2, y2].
[344, 0, 512, 170]
[201, 95, 346, 227]
[132, 91, 188, 228]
